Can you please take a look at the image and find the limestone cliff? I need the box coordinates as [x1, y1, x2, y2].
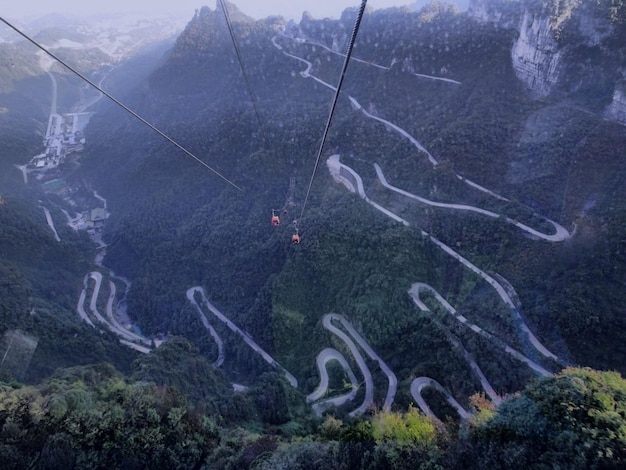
[605, 73, 626, 125]
[468, 1, 562, 96]
[469, 0, 626, 123]
[511, 9, 561, 97]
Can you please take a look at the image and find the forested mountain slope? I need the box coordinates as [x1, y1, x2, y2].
[0, 13, 180, 380]
[0, 1, 625, 467]
[78, 0, 626, 386]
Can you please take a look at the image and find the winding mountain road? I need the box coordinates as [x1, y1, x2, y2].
[274, 33, 523, 204]
[349, 97, 439, 166]
[76, 284, 95, 328]
[285, 35, 390, 71]
[326, 314, 397, 411]
[327, 152, 556, 417]
[186, 287, 298, 388]
[273, 31, 571, 417]
[320, 313, 375, 416]
[70, 30, 572, 422]
[278, 33, 461, 81]
[307, 313, 398, 415]
[329, 154, 559, 362]
[186, 289, 225, 368]
[76, 271, 151, 353]
[327, 154, 410, 226]
[425, 235, 559, 360]
[307, 347, 360, 416]
[41, 206, 61, 241]
[375, 163, 570, 242]
[86, 272, 109, 325]
[408, 284, 504, 403]
[106, 280, 151, 346]
[409, 283, 552, 377]
[410, 377, 470, 420]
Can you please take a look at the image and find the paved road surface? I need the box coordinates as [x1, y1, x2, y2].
[410, 377, 470, 420]
[307, 347, 359, 416]
[187, 287, 298, 387]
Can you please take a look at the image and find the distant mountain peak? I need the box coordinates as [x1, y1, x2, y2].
[206, 1, 255, 24]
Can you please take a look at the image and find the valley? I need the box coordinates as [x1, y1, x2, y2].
[0, 1, 625, 467]
[66, 12, 583, 422]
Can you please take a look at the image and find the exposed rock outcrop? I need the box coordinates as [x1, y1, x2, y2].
[605, 73, 626, 125]
[511, 10, 562, 97]
[469, 0, 562, 96]
[469, 0, 626, 123]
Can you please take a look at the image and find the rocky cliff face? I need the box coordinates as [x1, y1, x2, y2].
[511, 9, 562, 97]
[605, 73, 626, 125]
[469, 1, 563, 97]
[469, 0, 626, 124]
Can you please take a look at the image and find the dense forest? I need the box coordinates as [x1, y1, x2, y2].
[0, 363, 624, 468]
[0, 0, 625, 467]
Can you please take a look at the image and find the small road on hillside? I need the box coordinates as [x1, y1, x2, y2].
[348, 96, 439, 165]
[279, 33, 461, 80]
[42, 64, 62, 143]
[38, 50, 58, 117]
[186, 287, 298, 388]
[408, 283, 504, 403]
[307, 347, 360, 416]
[179, 29, 570, 422]
[409, 283, 552, 377]
[285, 35, 390, 71]
[327, 154, 410, 226]
[186, 288, 225, 368]
[273, 34, 523, 204]
[41, 206, 61, 241]
[326, 314, 397, 411]
[410, 377, 470, 420]
[106, 280, 151, 346]
[76, 271, 151, 353]
[329, 154, 560, 362]
[307, 313, 397, 415]
[76, 283, 95, 327]
[320, 314, 375, 415]
[375, 163, 570, 242]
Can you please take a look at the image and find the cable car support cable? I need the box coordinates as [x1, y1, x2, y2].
[298, 0, 368, 226]
[218, 0, 264, 132]
[0, 16, 243, 192]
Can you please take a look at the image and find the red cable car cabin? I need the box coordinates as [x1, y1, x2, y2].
[271, 210, 280, 226]
[292, 230, 300, 244]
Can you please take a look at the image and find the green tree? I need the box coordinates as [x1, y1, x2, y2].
[464, 367, 626, 469]
[371, 405, 437, 446]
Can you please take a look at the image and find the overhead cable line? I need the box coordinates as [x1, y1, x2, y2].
[0, 16, 243, 192]
[218, 0, 264, 132]
[298, 0, 368, 223]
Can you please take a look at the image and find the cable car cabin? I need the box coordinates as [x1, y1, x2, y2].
[292, 233, 301, 244]
[271, 209, 280, 226]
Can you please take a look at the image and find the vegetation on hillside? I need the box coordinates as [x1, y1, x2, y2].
[0, 1, 625, 467]
[0, 365, 623, 468]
